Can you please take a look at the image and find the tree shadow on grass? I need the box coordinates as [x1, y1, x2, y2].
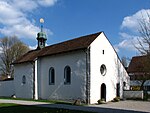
[0, 104, 91, 113]
[0, 103, 148, 113]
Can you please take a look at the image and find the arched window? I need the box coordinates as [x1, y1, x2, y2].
[22, 75, 26, 84]
[64, 66, 71, 84]
[49, 67, 55, 85]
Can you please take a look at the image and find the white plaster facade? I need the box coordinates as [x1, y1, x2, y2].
[90, 33, 129, 103]
[13, 32, 130, 104]
[38, 50, 87, 101]
[14, 63, 34, 99]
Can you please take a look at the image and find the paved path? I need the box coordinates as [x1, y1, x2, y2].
[90, 100, 150, 113]
[0, 99, 150, 113]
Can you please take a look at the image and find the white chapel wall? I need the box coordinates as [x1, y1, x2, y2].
[14, 63, 34, 99]
[90, 32, 129, 104]
[38, 50, 87, 102]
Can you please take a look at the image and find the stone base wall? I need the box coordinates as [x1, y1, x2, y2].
[124, 90, 143, 99]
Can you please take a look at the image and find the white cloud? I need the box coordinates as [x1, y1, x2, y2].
[29, 43, 49, 50]
[38, 0, 58, 7]
[115, 32, 134, 52]
[29, 45, 37, 50]
[116, 9, 150, 54]
[121, 9, 150, 32]
[115, 32, 140, 53]
[12, 0, 38, 12]
[0, 0, 57, 39]
[114, 45, 120, 53]
[115, 32, 150, 55]
[119, 32, 133, 39]
[117, 39, 135, 51]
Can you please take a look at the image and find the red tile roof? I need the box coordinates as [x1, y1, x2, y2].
[13, 49, 40, 64]
[127, 55, 149, 73]
[13, 32, 101, 64]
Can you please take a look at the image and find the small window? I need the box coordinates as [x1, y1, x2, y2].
[49, 67, 55, 85]
[22, 75, 26, 84]
[100, 64, 107, 76]
[102, 50, 104, 54]
[123, 82, 126, 87]
[64, 66, 71, 84]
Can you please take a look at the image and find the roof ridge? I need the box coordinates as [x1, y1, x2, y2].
[132, 55, 148, 59]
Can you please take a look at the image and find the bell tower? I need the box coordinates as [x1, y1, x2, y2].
[37, 18, 47, 50]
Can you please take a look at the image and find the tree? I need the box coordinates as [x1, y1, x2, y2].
[133, 12, 150, 90]
[0, 36, 30, 78]
[135, 12, 150, 55]
[121, 56, 129, 68]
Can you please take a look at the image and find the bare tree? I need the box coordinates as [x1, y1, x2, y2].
[121, 56, 128, 68]
[135, 12, 150, 55]
[133, 12, 150, 90]
[0, 36, 30, 77]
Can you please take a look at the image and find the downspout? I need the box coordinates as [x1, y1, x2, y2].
[85, 47, 91, 104]
[31, 58, 38, 100]
[32, 61, 35, 99]
[34, 59, 38, 100]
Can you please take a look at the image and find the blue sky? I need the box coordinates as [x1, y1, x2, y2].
[0, 0, 150, 59]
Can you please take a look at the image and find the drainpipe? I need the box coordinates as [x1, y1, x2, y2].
[31, 59, 38, 100]
[34, 59, 38, 100]
[85, 47, 91, 104]
[31, 61, 35, 99]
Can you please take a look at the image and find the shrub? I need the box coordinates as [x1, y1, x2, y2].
[143, 91, 148, 101]
[97, 98, 105, 104]
[73, 99, 81, 105]
[112, 97, 120, 102]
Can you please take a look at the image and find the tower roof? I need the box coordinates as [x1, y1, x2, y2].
[37, 31, 47, 40]
[37, 18, 47, 49]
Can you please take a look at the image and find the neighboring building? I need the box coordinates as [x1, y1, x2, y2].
[127, 56, 150, 91]
[13, 28, 129, 104]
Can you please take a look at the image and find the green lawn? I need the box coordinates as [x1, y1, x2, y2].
[0, 103, 96, 113]
[0, 97, 73, 105]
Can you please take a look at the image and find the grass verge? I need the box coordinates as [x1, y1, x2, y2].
[0, 97, 73, 105]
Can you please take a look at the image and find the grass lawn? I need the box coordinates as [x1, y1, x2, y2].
[0, 97, 73, 105]
[0, 103, 96, 113]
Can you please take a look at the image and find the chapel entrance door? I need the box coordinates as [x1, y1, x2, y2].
[101, 83, 106, 101]
[116, 83, 120, 97]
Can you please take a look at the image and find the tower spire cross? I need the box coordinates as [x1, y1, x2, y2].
[40, 18, 44, 32]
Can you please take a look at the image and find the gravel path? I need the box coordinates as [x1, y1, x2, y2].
[0, 99, 149, 113]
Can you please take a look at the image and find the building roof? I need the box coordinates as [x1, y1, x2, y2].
[13, 49, 40, 64]
[13, 32, 102, 64]
[127, 55, 148, 73]
[130, 80, 150, 86]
